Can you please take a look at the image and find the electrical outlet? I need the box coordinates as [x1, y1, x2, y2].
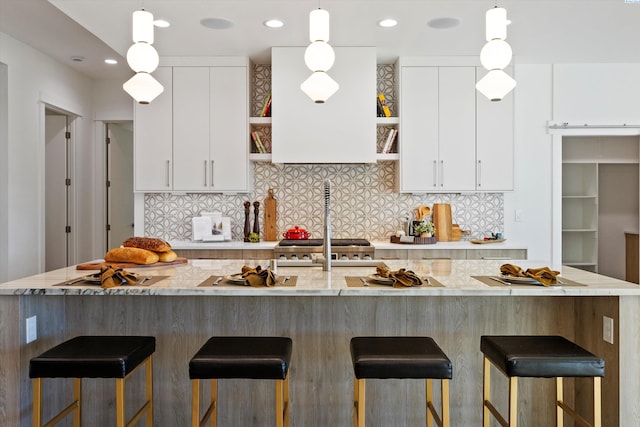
[603, 316, 614, 344]
[26, 315, 37, 343]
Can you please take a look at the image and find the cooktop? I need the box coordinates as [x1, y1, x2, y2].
[278, 239, 371, 247]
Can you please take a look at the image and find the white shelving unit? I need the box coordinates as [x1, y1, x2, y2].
[562, 163, 598, 271]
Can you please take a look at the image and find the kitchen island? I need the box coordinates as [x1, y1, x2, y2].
[1, 259, 638, 426]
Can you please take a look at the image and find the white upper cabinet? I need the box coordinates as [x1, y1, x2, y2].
[476, 67, 514, 191]
[271, 47, 377, 163]
[398, 58, 515, 193]
[133, 57, 250, 193]
[134, 66, 173, 192]
[173, 66, 249, 192]
[399, 65, 476, 192]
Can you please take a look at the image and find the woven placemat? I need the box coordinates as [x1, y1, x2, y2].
[345, 276, 443, 288]
[54, 275, 168, 287]
[197, 275, 297, 287]
[472, 276, 585, 287]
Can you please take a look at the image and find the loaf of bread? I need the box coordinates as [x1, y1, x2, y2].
[105, 247, 159, 265]
[122, 237, 171, 253]
[157, 249, 177, 263]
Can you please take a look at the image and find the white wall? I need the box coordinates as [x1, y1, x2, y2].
[0, 62, 8, 283]
[0, 31, 96, 280]
[505, 64, 554, 262]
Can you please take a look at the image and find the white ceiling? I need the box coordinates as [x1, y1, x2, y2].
[1, 0, 639, 80]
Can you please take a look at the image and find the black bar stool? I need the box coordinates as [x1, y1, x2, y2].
[189, 336, 292, 427]
[481, 335, 605, 427]
[29, 335, 155, 427]
[350, 336, 452, 427]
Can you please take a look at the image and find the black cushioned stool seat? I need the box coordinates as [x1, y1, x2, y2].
[189, 336, 292, 427]
[350, 337, 452, 427]
[481, 335, 605, 427]
[30, 335, 155, 427]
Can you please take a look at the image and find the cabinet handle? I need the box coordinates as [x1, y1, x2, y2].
[166, 160, 170, 187]
[203, 160, 207, 186]
[433, 160, 437, 187]
[440, 160, 444, 187]
[477, 160, 482, 188]
[211, 160, 214, 188]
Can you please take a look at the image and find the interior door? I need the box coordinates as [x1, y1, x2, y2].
[45, 113, 69, 271]
[106, 122, 134, 249]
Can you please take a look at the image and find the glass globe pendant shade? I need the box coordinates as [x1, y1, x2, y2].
[300, 71, 339, 103]
[304, 41, 335, 72]
[309, 8, 330, 42]
[123, 72, 164, 104]
[126, 42, 160, 73]
[132, 10, 154, 44]
[485, 7, 510, 41]
[476, 69, 516, 102]
[480, 39, 512, 70]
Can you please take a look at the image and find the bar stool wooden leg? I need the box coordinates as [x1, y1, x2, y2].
[353, 378, 365, 427]
[483, 357, 491, 427]
[276, 379, 284, 427]
[442, 379, 450, 427]
[73, 378, 81, 427]
[33, 377, 42, 427]
[594, 377, 602, 427]
[115, 377, 125, 427]
[211, 379, 217, 427]
[508, 377, 518, 427]
[192, 379, 200, 427]
[283, 375, 290, 427]
[145, 356, 153, 427]
[556, 377, 564, 427]
[426, 378, 434, 427]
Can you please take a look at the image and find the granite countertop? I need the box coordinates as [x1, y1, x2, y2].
[1, 259, 637, 297]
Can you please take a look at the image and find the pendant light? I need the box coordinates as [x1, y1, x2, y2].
[301, 7, 339, 103]
[123, 8, 164, 104]
[476, 5, 516, 101]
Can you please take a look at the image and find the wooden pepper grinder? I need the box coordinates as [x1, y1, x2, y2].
[253, 201, 260, 237]
[264, 189, 277, 241]
[243, 201, 251, 242]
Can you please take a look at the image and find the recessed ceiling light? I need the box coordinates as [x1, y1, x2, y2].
[378, 18, 398, 28]
[104, 58, 118, 65]
[200, 17, 234, 30]
[427, 17, 461, 29]
[154, 19, 170, 28]
[264, 19, 284, 28]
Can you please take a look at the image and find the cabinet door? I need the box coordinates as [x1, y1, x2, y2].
[476, 67, 514, 191]
[399, 66, 439, 192]
[210, 67, 249, 192]
[438, 67, 476, 191]
[173, 67, 210, 192]
[134, 67, 173, 191]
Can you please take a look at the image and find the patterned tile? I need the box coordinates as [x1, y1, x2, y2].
[145, 162, 503, 242]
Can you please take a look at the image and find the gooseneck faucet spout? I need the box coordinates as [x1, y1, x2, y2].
[323, 179, 332, 271]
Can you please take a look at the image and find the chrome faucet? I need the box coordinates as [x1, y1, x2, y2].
[322, 179, 332, 271]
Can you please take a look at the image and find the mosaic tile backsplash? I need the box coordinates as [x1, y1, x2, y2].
[145, 162, 503, 241]
[144, 63, 503, 241]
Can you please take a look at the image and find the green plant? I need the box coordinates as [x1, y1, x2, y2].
[414, 221, 435, 235]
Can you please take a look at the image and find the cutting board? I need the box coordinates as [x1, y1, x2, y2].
[263, 189, 277, 241]
[76, 258, 188, 270]
[432, 203, 453, 242]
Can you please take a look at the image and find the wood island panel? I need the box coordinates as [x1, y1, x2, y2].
[8, 294, 621, 427]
